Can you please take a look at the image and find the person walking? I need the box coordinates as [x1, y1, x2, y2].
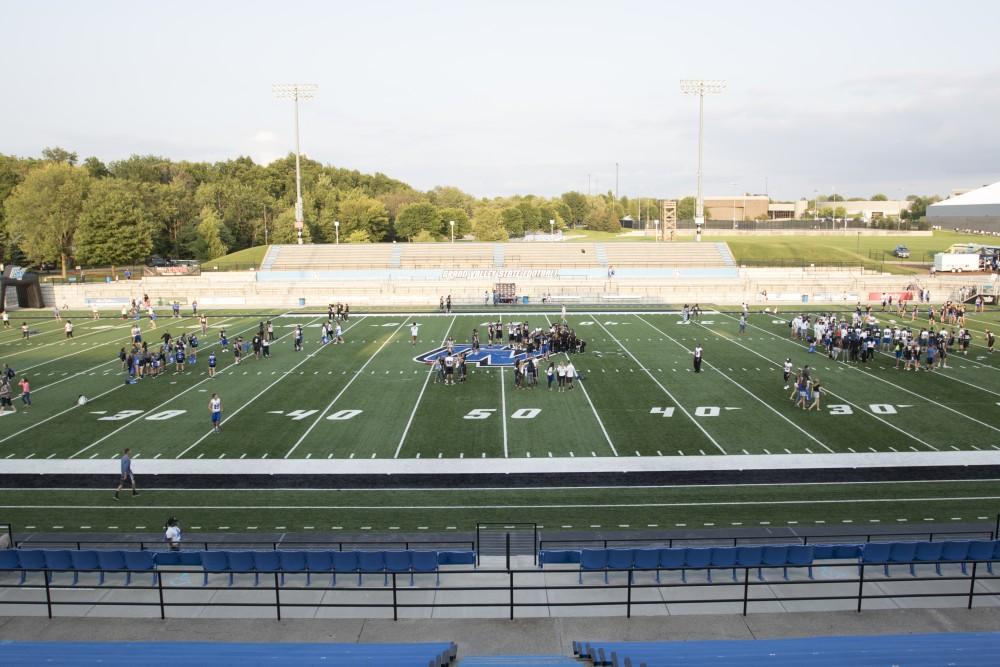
[209, 393, 223, 433]
[164, 517, 182, 551]
[114, 448, 138, 499]
[18, 377, 30, 410]
[693, 343, 703, 373]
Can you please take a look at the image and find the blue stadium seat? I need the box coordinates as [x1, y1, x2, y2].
[123, 550, 157, 586]
[579, 549, 609, 584]
[633, 548, 661, 583]
[940, 541, 972, 574]
[410, 551, 439, 586]
[96, 551, 127, 585]
[358, 551, 387, 586]
[437, 550, 476, 566]
[759, 546, 788, 580]
[709, 547, 737, 582]
[199, 551, 230, 587]
[304, 550, 333, 586]
[785, 545, 815, 580]
[251, 551, 281, 586]
[965, 541, 996, 575]
[658, 548, 686, 581]
[860, 543, 892, 576]
[887, 542, 918, 578]
[278, 551, 308, 586]
[606, 549, 634, 582]
[0, 549, 24, 584]
[43, 550, 74, 584]
[332, 551, 359, 586]
[539, 550, 581, 567]
[683, 548, 712, 582]
[226, 551, 255, 586]
[912, 541, 945, 576]
[68, 550, 100, 586]
[14, 551, 46, 584]
[384, 550, 412, 585]
[736, 546, 763, 574]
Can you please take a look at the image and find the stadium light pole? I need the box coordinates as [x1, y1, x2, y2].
[334, 220, 340, 244]
[272, 83, 318, 245]
[450, 220, 455, 243]
[549, 219, 555, 238]
[680, 79, 726, 242]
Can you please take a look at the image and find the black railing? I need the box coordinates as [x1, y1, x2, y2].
[12, 538, 475, 552]
[539, 526, 997, 552]
[0, 560, 996, 620]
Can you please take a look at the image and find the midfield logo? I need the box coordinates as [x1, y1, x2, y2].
[414, 344, 541, 367]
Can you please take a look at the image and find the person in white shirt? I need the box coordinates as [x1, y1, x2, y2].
[64, 320, 74, 338]
[164, 517, 182, 551]
[693, 344, 703, 373]
[410, 322, 420, 345]
[564, 361, 576, 390]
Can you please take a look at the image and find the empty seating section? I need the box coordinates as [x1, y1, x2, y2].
[0, 641, 458, 667]
[503, 243, 600, 268]
[0, 548, 472, 588]
[544, 540, 999, 583]
[603, 243, 731, 268]
[574, 634, 1000, 667]
[268, 244, 397, 270]
[399, 243, 494, 268]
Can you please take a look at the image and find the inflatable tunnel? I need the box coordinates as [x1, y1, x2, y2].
[1, 265, 45, 311]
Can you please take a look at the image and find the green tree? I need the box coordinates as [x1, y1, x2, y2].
[82, 157, 110, 179]
[560, 191, 589, 227]
[270, 206, 312, 244]
[41, 146, 78, 165]
[338, 190, 390, 240]
[3, 162, 90, 277]
[470, 207, 509, 241]
[345, 229, 373, 243]
[76, 179, 153, 273]
[195, 206, 231, 259]
[676, 196, 696, 220]
[438, 206, 470, 238]
[428, 186, 474, 214]
[500, 207, 524, 237]
[871, 193, 888, 201]
[395, 202, 440, 240]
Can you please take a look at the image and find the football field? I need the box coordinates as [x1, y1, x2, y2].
[2, 306, 1000, 533]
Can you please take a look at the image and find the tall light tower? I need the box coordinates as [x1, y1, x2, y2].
[680, 80, 726, 241]
[272, 83, 318, 245]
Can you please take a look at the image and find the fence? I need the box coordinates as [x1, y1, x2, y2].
[0, 559, 997, 620]
[539, 524, 998, 552]
[13, 537, 474, 552]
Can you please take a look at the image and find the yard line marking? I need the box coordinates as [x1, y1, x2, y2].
[67, 317, 279, 459]
[546, 314, 616, 456]
[499, 356, 509, 458]
[394, 316, 456, 459]
[177, 315, 338, 458]
[730, 312, 1000, 436]
[287, 319, 406, 459]
[594, 316, 725, 454]
[711, 313, 938, 451]
[641, 315, 834, 453]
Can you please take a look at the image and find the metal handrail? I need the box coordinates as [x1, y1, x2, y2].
[12, 538, 475, 552]
[0, 559, 996, 621]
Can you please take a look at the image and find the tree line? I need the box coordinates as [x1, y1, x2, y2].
[0, 148, 658, 277]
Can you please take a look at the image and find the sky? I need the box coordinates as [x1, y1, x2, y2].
[2, 0, 999, 201]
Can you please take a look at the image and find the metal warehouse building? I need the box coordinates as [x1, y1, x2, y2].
[927, 181, 1000, 232]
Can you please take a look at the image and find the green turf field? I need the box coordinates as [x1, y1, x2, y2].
[2, 305, 999, 532]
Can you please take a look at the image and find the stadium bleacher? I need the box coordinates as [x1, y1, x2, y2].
[0, 641, 457, 667]
[574, 633, 1000, 667]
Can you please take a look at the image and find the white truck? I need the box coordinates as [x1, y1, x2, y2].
[933, 252, 981, 273]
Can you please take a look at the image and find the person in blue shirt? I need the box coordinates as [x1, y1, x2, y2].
[114, 448, 138, 499]
[208, 352, 217, 378]
[188, 334, 198, 364]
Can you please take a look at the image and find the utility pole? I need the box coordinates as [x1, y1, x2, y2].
[680, 80, 726, 241]
[273, 83, 318, 245]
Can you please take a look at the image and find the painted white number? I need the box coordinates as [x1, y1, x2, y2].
[464, 408, 496, 420]
[145, 409, 186, 421]
[650, 407, 675, 418]
[327, 409, 362, 421]
[286, 409, 318, 421]
[828, 404, 853, 415]
[578, 321, 594, 326]
[511, 408, 541, 419]
[694, 406, 720, 417]
[869, 403, 897, 415]
[381, 322, 400, 327]
[603, 321, 619, 325]
[98, 410, 143, 421]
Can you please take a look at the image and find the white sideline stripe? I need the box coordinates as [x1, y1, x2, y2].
[287, 319, 407, 458]
[276, 310, 721, 318]
[639, 315, 835, 454]
[731, 313, 1000, 436]
[176, 315, 333, 458]
[394, 316, 456, 459]
[709, 314, 939, 451]
[66, 317, 277, 459]
[499, 361, 508, 458]
[4, 495, 998, 511]
[11, 478, 1000, 492]
[2, 449, 999, 475]
[545, 314, 617, 456]
[594, 316, 726, 454]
